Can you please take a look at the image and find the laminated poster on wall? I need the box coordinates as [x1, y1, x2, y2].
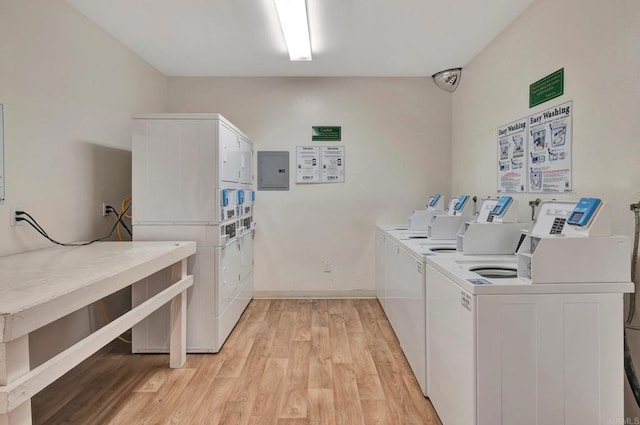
[321, 146, 345, 183]
[296, 146, 321, 183]
[528, 101, 572, 193]
[497, 117, 528, 193]
[0, 104, 4, 202]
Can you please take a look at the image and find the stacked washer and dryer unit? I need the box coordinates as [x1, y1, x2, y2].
[131, 113, 255, 353]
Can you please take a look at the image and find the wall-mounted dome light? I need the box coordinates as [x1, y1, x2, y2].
[432, 68, 462, 92]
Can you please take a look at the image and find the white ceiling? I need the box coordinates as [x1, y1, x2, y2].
[65, 0, 534, 77]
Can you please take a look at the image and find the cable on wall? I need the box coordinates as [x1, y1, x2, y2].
[624, 201, 640, 407]
[626, 201, 640, 325]
[105, 205, 132, 239]
[116, 196, 133, 241]
[16, 205, 135, 344]
[15, 204, 130, 247]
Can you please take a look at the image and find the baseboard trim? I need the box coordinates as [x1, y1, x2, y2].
[254, 289, 377, 299]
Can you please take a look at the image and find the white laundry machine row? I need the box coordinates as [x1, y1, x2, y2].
[377, 194, 463, 318]
[376, 196, 524, 397]
[425, 198, 633, 425]
[375, 225, 461, 396]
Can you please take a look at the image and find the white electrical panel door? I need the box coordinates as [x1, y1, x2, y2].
[132, 119, 217, 224]
[216, 240, 242, 315]
[219, 122, 241, 184]
[426, 265, 476, 425]
[239, 137, 253, 184]
[476, 293, 623, 425]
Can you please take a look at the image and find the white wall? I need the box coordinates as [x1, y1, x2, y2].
[0, 0, 167, 365]
[452, 0, 640, 230]
[168, 77, 451, 297]
[451, 0, 640, 418]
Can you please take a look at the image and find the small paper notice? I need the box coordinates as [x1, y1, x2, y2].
[296, 146, 321, 183]
[321, 146, 345, 183]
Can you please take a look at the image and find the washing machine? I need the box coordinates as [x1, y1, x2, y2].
[378, 196, 525, 397]
[426, 198, 633, 425]
[378, 223, 409, 231]
[396, 194, 474, 240]
[406, 194, 446, 235]
[427, 195, 474, 240]
[376, 224, 458, 395]
[419, 195, 524, 397]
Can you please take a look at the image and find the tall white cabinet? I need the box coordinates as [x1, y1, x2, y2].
[131, 113, 255, 353]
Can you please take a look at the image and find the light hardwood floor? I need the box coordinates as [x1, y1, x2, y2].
[32, 299, 442, 425]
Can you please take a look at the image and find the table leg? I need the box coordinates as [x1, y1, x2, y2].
[0, 336, 32, 424]
[169, 259, 187, 368]
[0, 401, 31, 425]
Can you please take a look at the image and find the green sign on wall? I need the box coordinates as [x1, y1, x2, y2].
[312, 126, 341, 141]
[530, 68, 564, 108]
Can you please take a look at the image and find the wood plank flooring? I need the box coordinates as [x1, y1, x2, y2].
[32, 299, 442, 425]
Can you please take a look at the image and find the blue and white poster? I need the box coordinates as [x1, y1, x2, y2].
[497, 117, 528, 193]
[527, 101, 572, 193]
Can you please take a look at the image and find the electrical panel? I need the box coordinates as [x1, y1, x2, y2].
[258, 151, 289, 191]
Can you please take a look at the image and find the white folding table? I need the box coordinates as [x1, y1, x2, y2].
[0, 241, 196, 425]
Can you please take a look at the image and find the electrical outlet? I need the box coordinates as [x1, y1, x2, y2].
[10, 207, 23, 226]
[323, 261, 331, 273]
[102, 203, 109, 217]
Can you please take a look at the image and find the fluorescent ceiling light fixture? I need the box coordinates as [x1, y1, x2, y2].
[274, 0, 312, 61]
